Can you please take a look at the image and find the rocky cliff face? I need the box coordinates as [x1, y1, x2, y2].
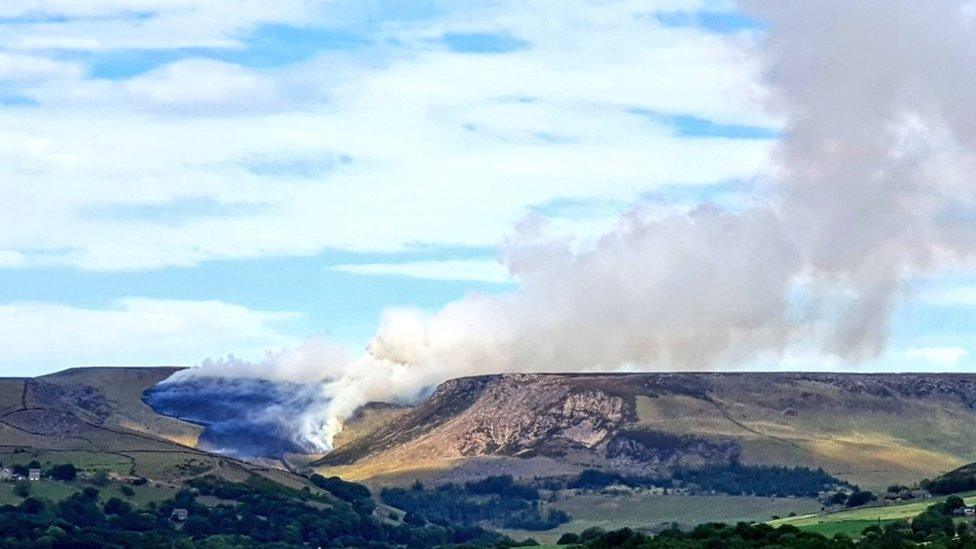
[321, 374, 636, 465]
[318, 373, 744, 475]
[315, 373, 976, 488]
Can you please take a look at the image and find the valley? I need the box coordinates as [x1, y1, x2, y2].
[5, 367, 976, 547]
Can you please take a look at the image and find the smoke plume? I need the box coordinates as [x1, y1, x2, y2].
[173, 0, 976, 452]
[747, 0, 976, 358]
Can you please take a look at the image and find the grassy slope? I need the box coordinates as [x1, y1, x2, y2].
[0, 369, 218, 485]
[33, 367, 203, 447]
[1, 450, 133, 473]
[0, 368, 318, 493]
[633, 381, 976, 490]
[498, 493, 822, 545]
[767, 493, 976, 537]
[0, 379, 25, 416]
[0, 479, 178, 507]
[507, 491, 976, 544]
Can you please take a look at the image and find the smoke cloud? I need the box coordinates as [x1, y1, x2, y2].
[747, 0, 976, 358]
[174, 0, 976, 452]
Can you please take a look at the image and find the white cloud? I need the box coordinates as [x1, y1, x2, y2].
[0, 250, 26, 267]
[27, 58, 295, 114]
[0, 52, 82, 82]
[902, 347, 969, 368]
[0, 299, 301, 375]
[0, 1, 326, 51]
[0, 0, 774, 271]
[328, 258, 514, 283]
[755, 344, 974, 373]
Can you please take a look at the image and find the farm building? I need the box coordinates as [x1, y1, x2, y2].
[28, 468, 41, 481]
[954, 506, 976, 517]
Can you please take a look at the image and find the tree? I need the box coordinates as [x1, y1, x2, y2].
[20, 497, 45, 514]
[912, 508, 954, 540]
[943, 495, 965, 513]
[183, 515, 213, 537]
[404, 511, 426, 526]
[13, 481, 30, 498]
[556, 532, 581, 544]
[845, 490, 875, 507]
[308, 474, 373, 512]
[104, 497, 132, 516]
[42, 525, 65, 540]
[827, 491, 848, 505]
[580, 527, 606, 542]
[93, 469, 110, 486]
[48, 463, 77, 481]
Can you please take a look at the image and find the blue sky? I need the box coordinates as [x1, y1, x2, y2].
[0, 0, 973, 377]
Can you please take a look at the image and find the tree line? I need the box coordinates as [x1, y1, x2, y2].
[380, 476, 571, 531]
[557, 462, 849, 498]
[553, 500, 976, 549]
[0, 473, 531, 548]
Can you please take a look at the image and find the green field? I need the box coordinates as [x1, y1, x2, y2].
[768, 493, 976, 537]
[0, 479, 177, 507]
[0, 449, 223, 482]
[0, 450, 134, 474]
[500, 492, 976, 544]
[799, 520, 897, 537]
[498, 493, 822, 544]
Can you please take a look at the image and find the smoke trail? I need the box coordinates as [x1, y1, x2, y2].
[178, 0, 976, 452]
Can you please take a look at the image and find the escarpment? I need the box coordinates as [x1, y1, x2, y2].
[314, 373, 976, 488]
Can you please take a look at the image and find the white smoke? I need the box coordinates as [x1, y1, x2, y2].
[171, 337, 351, 384]
[179, 0, 976, 452]
[746, 0, 976, 359]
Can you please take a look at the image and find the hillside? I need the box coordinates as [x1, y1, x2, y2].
[314, 372, 976, 489]
[0, 367, 199, 454]
[924, 461, 976, 494]
[768, 492, 976, 537]
[10, 368, 976, 492]
[0, 367, 305, 486]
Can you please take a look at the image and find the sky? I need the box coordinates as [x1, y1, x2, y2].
[1, 0, 975, 378]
